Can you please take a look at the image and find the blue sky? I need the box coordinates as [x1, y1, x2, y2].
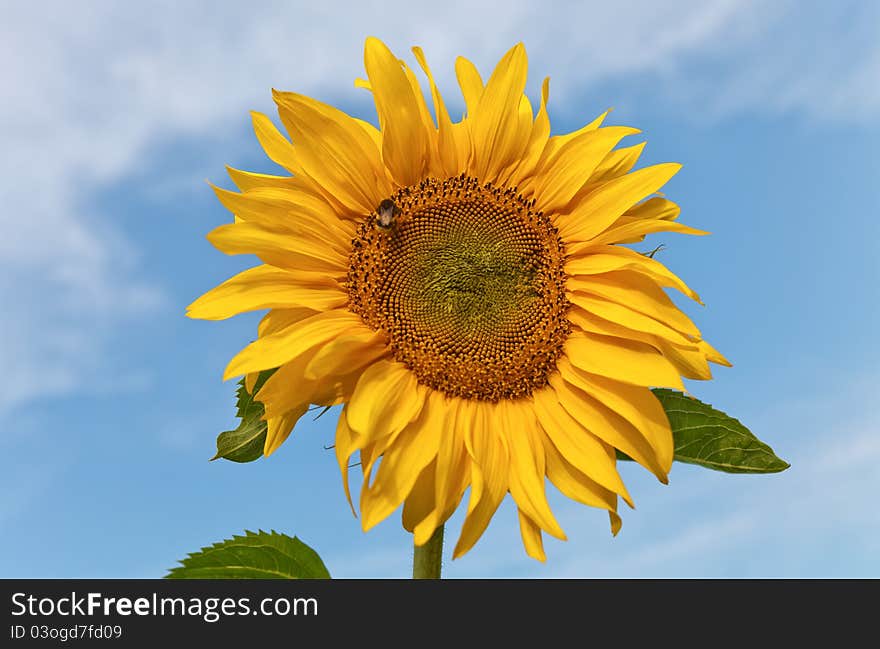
[2, 0, 878, 578]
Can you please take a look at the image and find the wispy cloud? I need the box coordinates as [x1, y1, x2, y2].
[3, 0, 877, 414]
[663, 1, 880, 124]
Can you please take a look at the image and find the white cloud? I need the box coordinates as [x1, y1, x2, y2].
[2, 0, 877, 413]
[670, 1, 880, 124]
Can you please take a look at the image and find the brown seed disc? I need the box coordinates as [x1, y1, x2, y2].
[347, 175, 570, 401]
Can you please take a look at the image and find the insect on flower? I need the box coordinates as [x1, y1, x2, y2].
[375, 198, 401, 231]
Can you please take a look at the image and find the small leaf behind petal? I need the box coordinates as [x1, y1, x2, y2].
[212, 368, 277, 462]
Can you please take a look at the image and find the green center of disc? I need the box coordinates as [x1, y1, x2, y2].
[396, 204, 541, 341]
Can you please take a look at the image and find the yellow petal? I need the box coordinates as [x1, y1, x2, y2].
[224, 310, 362, 380]
[568, 302, 653, 344]
[251, 348, 318, 420]
[212, 185, 357, 247]
[582, 218, 708, 249]
[528, 110, 609, 182]
[699, 340, 733, 367]
[558, 163, 681, 243]
[249, 349, 320, 420]
[225, 166, 296, 192]
[401, 60, 436, 133]
[568, 309, 651, 351]
[251, 111, 302, 174]
[401, 59, 440, 177]
[257, 307, 317, 337]
[518, 509, 547, 562]
[358, 430, 403, 482]
[364, 37, 430, 186]
[352, 117, 383, 151]
[535, 126, 639, 214]
[567, 271, 701, 338]
[564, 142, 648, 208]
[568, 305, 712, 380]
[531, 387, 632, 505]
[335, 406, 359, 515]
[235, 183, 342, 219]
[550, 372, 668, 481]
[264, 405, 308, 456]
[269, 191, 355, 247]
[567, 292, 695, 346]
[542, 436, 621, 525]
[360, 390, 445, 531]
[455, 56, 484, 118]
[258, 344, 359, 423]
[246, 116, 344, 220]
[591, 141, 646, 184]
[211, 185, 295, 231]
[413, 399, 471, 546]
[502, 400, 566, 539]
[494, 94, 536, 186]
[451, 120, 473, 173]
[507, 76, 551, 187]
[553, 110, 609, 146]
[309, 368, 361, 410]
[657, 339, 714, 380]
[413, 46, 461, 177]
[304, 328, 388, 381]
[566, 244, 702, 303]
[346, 359, 425, 441]
[354, 382, 431, 480]
[563, 330, 684, 390]
[358, 440, 379, 488]
[272, 90, 390, 215]
[626, 196, 681, 221]
[609, 511, 623, 535]
[244, 371, 260, 395]
[558, 357, 674, 472]
[306, 332, 386, 407]
[468, 43, 531, 183]
[403, 461, 437, 533]
[593, 196, 680, 244]
[453, 401, 510, 558]
[434, 400, 471, 517]
[187, 265, 346, 321]
[206, 221, 348, 274]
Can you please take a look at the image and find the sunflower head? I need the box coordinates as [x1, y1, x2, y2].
[188, 37, 730, 561]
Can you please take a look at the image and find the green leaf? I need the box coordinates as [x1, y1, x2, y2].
[616, 389, 790, 473]
[165, 530, 331, 579]
[211, 368, 277, 463]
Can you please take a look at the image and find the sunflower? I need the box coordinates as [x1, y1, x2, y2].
[187, 37, 730, 561]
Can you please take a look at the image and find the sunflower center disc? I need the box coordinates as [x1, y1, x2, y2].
[347, 175, 570, 401]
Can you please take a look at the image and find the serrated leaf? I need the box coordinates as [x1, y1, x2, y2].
[166, 530, 331, 579]
[212, 368, 277, 463]
[616, 389, 790, 473]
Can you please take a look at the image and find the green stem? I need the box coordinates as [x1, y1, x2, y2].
[412, 525, 444, 579]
